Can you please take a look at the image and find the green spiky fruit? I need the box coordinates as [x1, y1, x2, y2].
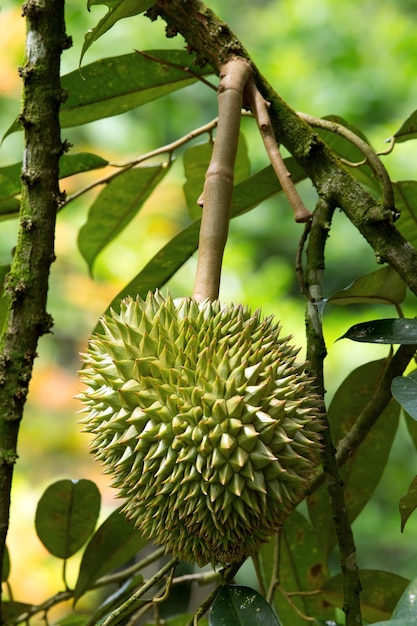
[79, 291, 322, 566]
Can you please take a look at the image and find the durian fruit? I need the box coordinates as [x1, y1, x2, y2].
[79, 291, 322, 566]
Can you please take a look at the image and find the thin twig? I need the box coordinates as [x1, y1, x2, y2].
[134, 49, 217, 91]
[298, 112, 395, 214]
[63, 118, 220, 206]
[246, 79, 312, 223]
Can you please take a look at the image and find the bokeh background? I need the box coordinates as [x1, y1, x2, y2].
[1, 0, 417, 617]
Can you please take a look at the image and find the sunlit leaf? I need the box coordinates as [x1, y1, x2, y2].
[74, 506, 148, 602]
[328, 266, 406, 307]
[315, 115, 380, 192]
[60, 152, 109, 178]
[392, 371, 417, 420]
[257, 512, 334, 626]
[308, 360, 400, 554]
[209, 585, 280, 626]
[183, 133, 251, 219]
[97, 158, 306, 326]
[78, 163, 170, 275]
[81, 0, 157, 63]
[398, 475, 417, 532]
[392, 110, 417, 144]
[35, 479, 101, 559]
[339, 318, 417, 344]
[69, 50, 211, 128]
[393, 181, 417, 249]
[321, 570, 409, 623]
[392, 575, 417, 620]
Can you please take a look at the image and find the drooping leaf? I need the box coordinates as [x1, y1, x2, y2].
[1, 545, 10, 582]
[97, 158, 306, 326]
[339, 318, 417, 344]
[209, 585, 280, 626]
[183, 133, 251, 219]
[257, 512, 335, 626]
[392, 370, 417, 419]
[78, 163, 170, 275]
[81, 0, 157, 63]
[35, 479, 101, 559]
[392, 110, 417, 144]
[69, 50, 211, 127]
[392, 575, 417, 620]
[308, 360, 400, 554]
[398, 475, 417, 532]
[328, 266, 406, 307]
[321, 570, 409, 623]
[74, 506, 149, 602]
[0, 154, 108, 206]
[393, 181, 417, 249]
[315, 115, 380, 192]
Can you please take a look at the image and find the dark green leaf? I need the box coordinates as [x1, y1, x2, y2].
[393, 181, 417, 249]
[393, 110, 417, 143]
[74, 506, 148, 602]
[81, 0, 157, 63]
[66, 51, 211, 128]
[316, 115, 380, 192]
[399, 475, 417, 532]
[328, 266, 406, 307]
[97, 158, 306, 325]
[35, 479, 101, 559]
[308, 360, 400, 554]
[339, 318, 417, 344]
[392, 575, 417, 620]
[258, 512, 334, 626]
[1, 545, 10, 582]
[1, 602, 33, 623]
[78, 163, 170, 275]
[183, 133, 250, 219]
[55, 615, 91, 626]
[209, 585, 280, 626]
[392, 371, 417, 419]
[0, 198, 20, 220]
[60, 152, 109, 178]
[321, 570, 409, 623]
[0, 162, 21, 199]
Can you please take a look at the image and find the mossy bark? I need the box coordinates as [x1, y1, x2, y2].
[0, 0, 69, 614]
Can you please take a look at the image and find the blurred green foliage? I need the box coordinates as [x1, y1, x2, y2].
[1, 0, 417, 620]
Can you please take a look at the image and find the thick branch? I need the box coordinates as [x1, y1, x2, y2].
[0, 0, 69, 613]
[193, 57, 251, 301]
[152, 0, 417, 298]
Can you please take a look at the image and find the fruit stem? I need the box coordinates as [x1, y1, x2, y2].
[192, 57, 252, 302]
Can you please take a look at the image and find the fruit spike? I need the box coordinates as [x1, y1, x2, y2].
[79, 291, 322, 566]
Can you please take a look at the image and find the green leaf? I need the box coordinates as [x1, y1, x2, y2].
[392, 575, 417, 620]
[74, 506, 149, 602]
[316, 115, 380, 192]
[257, 512, 334, 626]
[392, 370, 417, 419]
[35, 479, 101, 559]
[392, 110, 417, 143]
[393, 181, 417, 249]
[55, 615, 91, 626]
[328, 266, 406, 307]
[78, 163, 170, 275]
[183, 133, 251, 219]
[339, 318, 417, 344]
[97, 158, 306, 325]
[308, 360, 400, 554]
[398, 475, 417, 532]
[60, 152, 110, 178]
[66, 50, 211, 128]
[321, 570, 409, 623]
[209, 585, 280, 626]
[1, 602, 33, 623]
[1, 545, 10, 582]
[0, 198, 20, 221]
[81, 0, 157, 63]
